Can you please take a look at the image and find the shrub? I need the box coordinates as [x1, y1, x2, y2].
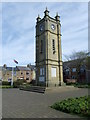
[2, 81, 11, 85]
[51, 96, 90, 117]
[74, 83, 90, 88]
[13, 79, 26, 88]
[66, 82, 76, 86]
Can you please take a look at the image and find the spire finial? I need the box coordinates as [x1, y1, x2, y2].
[46, 7, 48, 10]
[56, 12, 58, 16]
[38, 14, 40, 18]
[55, 12, 60, 21]
[37, 14, 41, 22]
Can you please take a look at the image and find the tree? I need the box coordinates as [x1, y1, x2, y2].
[64, 50, 89, 82]
[64, 50, 88, 61]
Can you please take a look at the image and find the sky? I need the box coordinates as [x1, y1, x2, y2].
[1, 2, 88, 67]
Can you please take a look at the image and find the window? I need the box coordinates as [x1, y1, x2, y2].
[26, 78, 29, 80]
[26, 72, 29, 75]
[40, 40, 43, 53]
[66, 68, 70, 75]
[72, 68, 76, 72]
[72, 76, 76, 79]
[8, 78, 11, 82]
[52, 39, 55, 54]
[20, 77, 24, 79]
[66, 68, 69, 72]
[40, 68, 42, 75]
[40, 68, 44, 76]
[42, 68, 44, 75]
[51, 67, 56, 77]
[39, 77, 44, 81]
[21, 72, 23, 75]
[14, 71, 16, 76]
[80, 67, 85, 73]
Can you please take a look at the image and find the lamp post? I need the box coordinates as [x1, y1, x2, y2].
[11, 59, 18, 86]
[11, 67, 13, 86]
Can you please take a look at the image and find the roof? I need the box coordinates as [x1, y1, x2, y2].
[0, 65, 35, 71]
[0, 66, 18, 71]
[27, 64, 36, 70]
[29, 65, 36, 70]
[63, 58, 87, 70]
[6, 67, 13, 71]
[63, 60, 77, 68]
[16, 66, 31, 71]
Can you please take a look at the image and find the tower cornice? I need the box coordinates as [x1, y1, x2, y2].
[35, 29, 62, 37]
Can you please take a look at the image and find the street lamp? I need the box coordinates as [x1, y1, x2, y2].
[11, 59, 18, 86]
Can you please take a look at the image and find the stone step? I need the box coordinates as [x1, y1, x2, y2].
[19, 86, 46, 93]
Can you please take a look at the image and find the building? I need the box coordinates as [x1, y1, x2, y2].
[36, 8, 64, 87]
[63, 58, 89, 84]
[15, 66, 33, 83]
[0, 64, 36, 83]
[0, 67, 2, 81]
[2, 66, 13, 82]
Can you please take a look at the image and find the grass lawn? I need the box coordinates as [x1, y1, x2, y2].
[66, 83, 90, 88]
[0, 85, 13, 88]
[74, 84, 90, 88]
[51, 96, 90, 117]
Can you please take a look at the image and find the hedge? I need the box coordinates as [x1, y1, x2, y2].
[13, 79, 26, 88]
[2, 79, 26, 88]
[2, 81, 11, 85]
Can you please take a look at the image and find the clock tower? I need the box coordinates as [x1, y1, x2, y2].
[36, 8, 64, 87]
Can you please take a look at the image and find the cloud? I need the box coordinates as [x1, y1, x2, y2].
[61, 3, 88, 61]
[2, 2, 88, 66]
[0, 3, 2, 65]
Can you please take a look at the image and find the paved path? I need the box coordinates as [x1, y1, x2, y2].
[2, 86, 88, 118]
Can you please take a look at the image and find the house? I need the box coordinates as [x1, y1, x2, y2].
[0, 64, 36, 83]
[63, 58, 89, 84]
[2, 66, 13, 82]
[0, 66, 2, 81]
[16, 66, 35, 83]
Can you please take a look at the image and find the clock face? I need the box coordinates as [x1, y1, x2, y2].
[40, 25, 44, 31]
[51, 24, 55, 30]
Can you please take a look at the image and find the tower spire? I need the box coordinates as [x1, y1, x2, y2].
[36, 14, 41, 22]
[44, 7, 49, 17]
[55, 12, 60, 21]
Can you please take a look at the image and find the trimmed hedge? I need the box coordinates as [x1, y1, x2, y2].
[66, 82, 90, 88]
[51, 96, 90, 117]
[2, 79, 26, 88]
[2, 81, 11, 85]
[74, 84, 90, 88]
[13, 79, 26, 88]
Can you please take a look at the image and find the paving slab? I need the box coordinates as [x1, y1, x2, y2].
[2, 87, 88, 118]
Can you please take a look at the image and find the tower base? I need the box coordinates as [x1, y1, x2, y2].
[60, 82, 66, 86]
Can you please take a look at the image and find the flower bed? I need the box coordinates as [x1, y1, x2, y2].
[51, 96, 90, 117]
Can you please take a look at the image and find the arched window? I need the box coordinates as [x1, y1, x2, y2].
[52, 39, 55, 54]
[40, 40, 43, 53]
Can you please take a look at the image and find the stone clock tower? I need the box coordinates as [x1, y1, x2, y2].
[36, 8, 64, 87]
